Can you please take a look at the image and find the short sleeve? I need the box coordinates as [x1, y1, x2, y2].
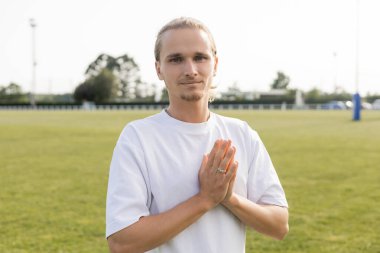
[246, 127, 288, 208]
[106, 126, 151, 238]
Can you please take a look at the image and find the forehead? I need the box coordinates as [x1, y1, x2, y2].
[159, 28, 213, 59]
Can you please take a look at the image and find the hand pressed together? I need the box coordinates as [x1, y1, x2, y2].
[198, 139, 239, 208]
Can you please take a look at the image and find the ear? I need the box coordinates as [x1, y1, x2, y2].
[155, 61, 164, 80]
[213, 56, 219, 76]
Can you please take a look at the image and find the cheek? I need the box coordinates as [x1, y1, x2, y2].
[199, 62, 213, 76]
[163, 65, 179, 76]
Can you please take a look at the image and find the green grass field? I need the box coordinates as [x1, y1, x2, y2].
[1, 110, 380, 253]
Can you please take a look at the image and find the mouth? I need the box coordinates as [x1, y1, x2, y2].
[179, 81, 203, 85]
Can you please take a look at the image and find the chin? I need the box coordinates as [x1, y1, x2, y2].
[180, 92, 204, 102]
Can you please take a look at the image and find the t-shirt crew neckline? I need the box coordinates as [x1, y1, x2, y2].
[157, 109, 216, 135]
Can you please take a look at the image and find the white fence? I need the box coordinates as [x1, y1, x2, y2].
[0, 103, 338, 111]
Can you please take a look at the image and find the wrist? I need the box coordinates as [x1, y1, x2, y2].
[195, 193, 217, 211]
[222, 193, 239, 209]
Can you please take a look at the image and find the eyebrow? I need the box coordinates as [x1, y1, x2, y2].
[166, 52, 210, 59]
[194, 52, 209, 57]
[166, 53, 182, 59]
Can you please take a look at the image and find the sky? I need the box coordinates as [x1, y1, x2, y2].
[1, 0, 380, 95]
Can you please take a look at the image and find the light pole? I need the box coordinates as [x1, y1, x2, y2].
[29, 18, 37, 108]
[333, 51, 338, 91]
[352, 0, 361, 121]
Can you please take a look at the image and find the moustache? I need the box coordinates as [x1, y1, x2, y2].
[178, 79, 203, 85]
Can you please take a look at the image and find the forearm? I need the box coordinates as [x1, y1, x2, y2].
[108, 194, 214, 253]
[223, 193, 289, 240]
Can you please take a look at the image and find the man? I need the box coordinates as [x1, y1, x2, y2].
[106, 17, 289, 253]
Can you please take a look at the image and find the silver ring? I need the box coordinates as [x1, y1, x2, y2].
[216, 168, 226, 173]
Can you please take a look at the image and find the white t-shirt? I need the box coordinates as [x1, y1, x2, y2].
[106, 110, 288, 253]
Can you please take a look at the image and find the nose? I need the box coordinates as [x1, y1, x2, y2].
[183, 59, 198, 77]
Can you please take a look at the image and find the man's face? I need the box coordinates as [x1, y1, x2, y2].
[155, 28, 218, 102]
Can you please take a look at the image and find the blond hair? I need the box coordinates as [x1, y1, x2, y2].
[154, 17, 217, 62]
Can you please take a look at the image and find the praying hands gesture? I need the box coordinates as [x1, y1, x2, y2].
[198, 139, 239, 208]
[199, 139, 289, 241]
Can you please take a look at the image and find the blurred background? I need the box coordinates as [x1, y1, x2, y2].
[1, 1, 380, 253]
[1, 0, 380, 107]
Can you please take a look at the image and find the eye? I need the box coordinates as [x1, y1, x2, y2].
[168, 57, 182, 63]
[194, 55, 208, 62]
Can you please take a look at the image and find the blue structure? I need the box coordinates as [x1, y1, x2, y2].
[352, 93, 361, 121]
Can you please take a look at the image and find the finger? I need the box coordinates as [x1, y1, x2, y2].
[212, 140, 231, 170]
[218, 146, 236, 173]
[230, 165, 237, 182]
[221, 139, 232, 158]
[206, 139, 221, 169]
[226, 161, 238, 181]
[225, 146, 236, 173]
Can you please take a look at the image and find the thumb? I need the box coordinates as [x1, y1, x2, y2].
[199, 154, 208, 173]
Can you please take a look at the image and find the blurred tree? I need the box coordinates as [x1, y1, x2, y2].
[304, 87, 352, 103]
[227, 82, 241, 94]
[74, 69, 117, 103]
[365, 93, 380, 103]
[160, 87, 169, 102]
[270, 71, 290, 90]
[135, 82, 157, 101]
[85, 53, 142, 100]
[226, 82, 244, 101]
[92, 69, 118, 102]
[73, 82, 95, 102]
[0, 83, 28, 103]
[304, 88, 323, 103]
[1, 82, 23, 95]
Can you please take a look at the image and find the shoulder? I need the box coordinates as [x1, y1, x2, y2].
[118, 112, 163, 142]
[213, 112, 245, 127]
[212, 112, 259, 136]
[127, 112, 161, 128]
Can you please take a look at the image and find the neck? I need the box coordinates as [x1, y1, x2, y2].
[166, 99, 210, 123]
